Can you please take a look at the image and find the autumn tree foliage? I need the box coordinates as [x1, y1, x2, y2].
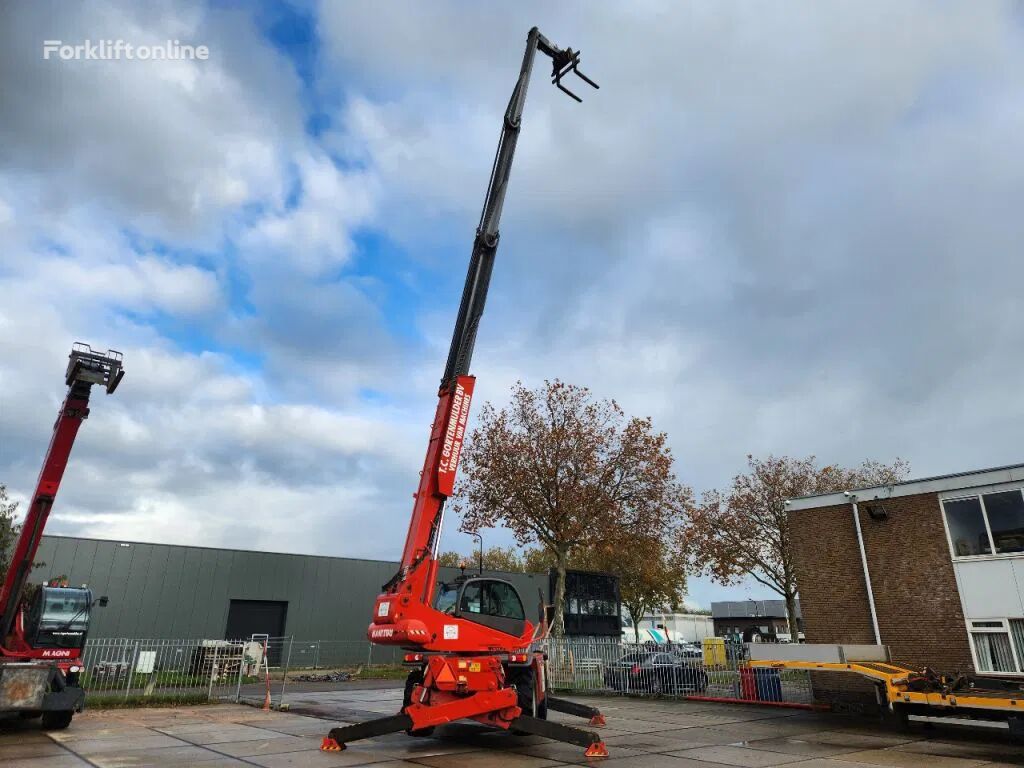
[0, 484, 20, 578]
[437, 546, 529, 573]
[453, 380, 691, 635]
[684, 455, 909, 639]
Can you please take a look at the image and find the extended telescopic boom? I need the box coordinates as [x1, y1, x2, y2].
[385, 28, 597, 612]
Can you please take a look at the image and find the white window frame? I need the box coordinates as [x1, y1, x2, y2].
[939, 483, 1024, 562]
[966, 617, 1022, 676]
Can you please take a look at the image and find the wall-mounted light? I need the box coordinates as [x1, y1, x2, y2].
[865, 503, 889, 521]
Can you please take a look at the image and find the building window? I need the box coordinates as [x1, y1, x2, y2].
[944, 497, 991, 556]
[968, 618, 1024, 675]
[942, 488, 1024, 558]
[983, 491, 1024, 554]
[972, 631, 1016, 673]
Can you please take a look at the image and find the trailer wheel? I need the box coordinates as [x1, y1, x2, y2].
[402, 668, 435, 737]
[41, 710, 73, 730]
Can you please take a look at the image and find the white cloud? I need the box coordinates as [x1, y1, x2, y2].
[3, 1, 1024, 610]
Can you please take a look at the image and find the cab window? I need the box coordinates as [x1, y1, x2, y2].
[39, 587, 90, 631]
[460, 581, 524, 620]
[434, 583, 458, 615]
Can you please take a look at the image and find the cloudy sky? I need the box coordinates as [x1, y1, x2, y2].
[1, 1, 1022, 608]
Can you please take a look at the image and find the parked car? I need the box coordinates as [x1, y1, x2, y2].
[603, 651, 708, 695]
[672, 643, 703, 659]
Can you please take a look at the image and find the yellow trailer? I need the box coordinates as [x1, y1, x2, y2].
[747, 644, 1024, 736]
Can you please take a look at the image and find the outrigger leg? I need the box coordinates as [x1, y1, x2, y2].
[546, 695, 607, 727]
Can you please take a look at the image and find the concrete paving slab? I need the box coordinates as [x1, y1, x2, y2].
[6, 754, 94, 767]
[702, 721, 822, 743]
[602, 731, 740, 751]
[85, 744, 245, 766]
[835, 749, 990, 768]
[798, 730, 919, 749]
[890, 738, 1024, 762]
[619, 726, 743, 748]
[741, 737, 865, 758]
[0, 739, 67, 759]
[245, 749, 415, 767]
[777, 761, 887, 768]
[182, 725, 296, 744]
[57, 733, 193, 755]
[574, 754, 723, 768]
[207, 735, 322, 757]
[511, 741, 647, 764]
[668, 744, 807, 766]
[412, 748, 565, 768]
[262, 719, 352, 736]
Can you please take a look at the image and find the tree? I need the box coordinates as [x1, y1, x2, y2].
[453, 380, 691, 635]
[436, 546, 528, 573]
[0, 484, 20, 578]
[579, 530, 688, 643]
[684, 455, 909, 639]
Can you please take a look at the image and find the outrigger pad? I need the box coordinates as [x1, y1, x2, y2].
[320, 737, 344, 752]
[509, 714, 607, 755]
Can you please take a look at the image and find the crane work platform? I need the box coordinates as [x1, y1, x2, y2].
[747, 643, 1024, 736]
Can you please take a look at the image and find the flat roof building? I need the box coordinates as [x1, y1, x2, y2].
[711, 600, 802, 642]
[788, 462, 1024, 705]
[32, 535, 549, 648]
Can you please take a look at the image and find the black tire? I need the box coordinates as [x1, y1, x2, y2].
[41, 710, 73, 730]
[402, 668, 435, 737]
[508, 664, 547, 734]
[19, 710, 42, 720]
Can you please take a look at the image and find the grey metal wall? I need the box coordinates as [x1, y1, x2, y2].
[33, 536, 548, 640]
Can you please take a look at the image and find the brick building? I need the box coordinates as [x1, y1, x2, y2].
[788, 463, 1024, 707]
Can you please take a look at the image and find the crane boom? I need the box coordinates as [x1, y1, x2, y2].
[386, 28, 598, 613]
[0, 344, 123, 645]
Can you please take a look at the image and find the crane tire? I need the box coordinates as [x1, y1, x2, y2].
[402, 668, 435, 737]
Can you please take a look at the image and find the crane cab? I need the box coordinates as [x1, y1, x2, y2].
[23, 586, 104, 652]
[434, 577, 527, 638]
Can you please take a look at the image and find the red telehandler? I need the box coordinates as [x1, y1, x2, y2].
[0, 344, 123, 729]
[322, 28, 608, 756]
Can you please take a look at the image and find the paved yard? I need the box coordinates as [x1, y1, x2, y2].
[2, 685, 1022, 767]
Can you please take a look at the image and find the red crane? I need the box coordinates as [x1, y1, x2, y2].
[322, 28, 607, 755]
[0, 343, 124, 729]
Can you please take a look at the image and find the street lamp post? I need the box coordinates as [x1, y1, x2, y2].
[471, 532, 483, 575]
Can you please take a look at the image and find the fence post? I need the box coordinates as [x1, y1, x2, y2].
[313, 640, 320, 670]
[278, 636, 294, 708]
[366, 641, 373, 668]
[124, 641, 139, 701]
[207, 643, 219, 701]
[234, 639, 246, 703]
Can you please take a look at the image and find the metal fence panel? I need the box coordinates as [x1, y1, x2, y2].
[545, 637, 813, 704]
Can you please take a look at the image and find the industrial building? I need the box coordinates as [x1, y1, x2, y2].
[32, 535, 549, 643]
[788, 463, 1024, 704]
[711, 599, 803, 642]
